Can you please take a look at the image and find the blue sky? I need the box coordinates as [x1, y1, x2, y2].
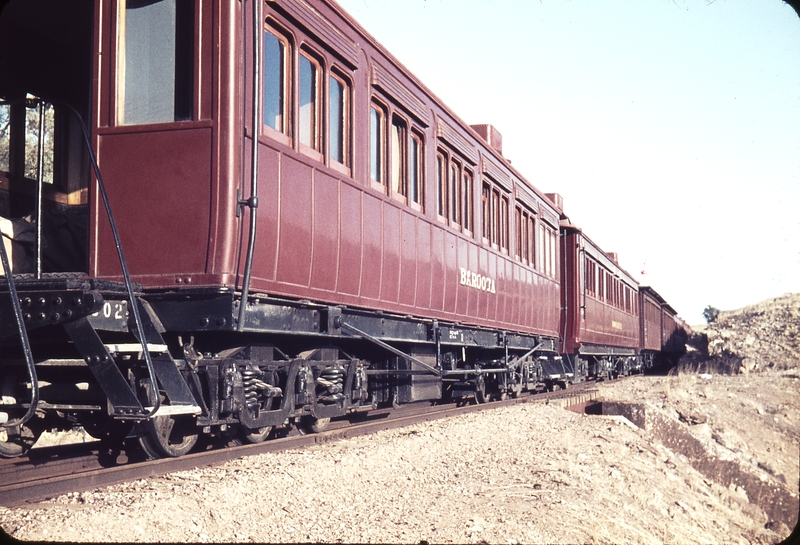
[336, 0, 800, 325]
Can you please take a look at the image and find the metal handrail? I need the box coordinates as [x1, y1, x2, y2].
[0, 230, 39, 428]
[63, 100, 161, 418]
[237, 0, 262, 331]
[0, 97, 161, 419]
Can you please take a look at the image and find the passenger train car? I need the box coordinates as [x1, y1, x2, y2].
[0, 0, 686, 458]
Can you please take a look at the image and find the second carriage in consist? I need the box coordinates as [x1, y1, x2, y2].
[0, 0, 686, 458]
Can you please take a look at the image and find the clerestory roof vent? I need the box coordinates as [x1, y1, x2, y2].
[470, 124, 503, 156]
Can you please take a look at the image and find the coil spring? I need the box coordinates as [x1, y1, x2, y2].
[319, 367, 344, 390]
[242, 367, 265, 410]
[317, 366, 345, 402]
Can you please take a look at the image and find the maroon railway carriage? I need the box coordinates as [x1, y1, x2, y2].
[638, 285, 688, 369]
[639, 286, 665, 370]
[0, 0, 567, 457]
[661, 303, 687, 360]
[559, 222, 641, 379]
[86, 0, 564, 338]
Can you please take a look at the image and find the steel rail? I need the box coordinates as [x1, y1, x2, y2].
[0, 385, 598, 507]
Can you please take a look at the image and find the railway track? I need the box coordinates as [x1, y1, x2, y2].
[0, 385, 599, 507]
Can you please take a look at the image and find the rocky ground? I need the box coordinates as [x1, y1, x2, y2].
[1, 294, 798, 544]
[685, 293, 800, 375]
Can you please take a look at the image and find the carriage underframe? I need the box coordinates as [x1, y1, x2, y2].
[0, 283, 563, 458]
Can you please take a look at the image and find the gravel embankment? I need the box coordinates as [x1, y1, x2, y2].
[1, 370, 797, 544]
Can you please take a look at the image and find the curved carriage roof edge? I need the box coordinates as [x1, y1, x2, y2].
[639, 286, 681, 320]
[560, 217, 639, 289]
[318, 0, 563, 216]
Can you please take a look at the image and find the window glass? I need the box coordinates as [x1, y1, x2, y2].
[370, 104, 384, 185]
[491, 188, 500, 245]
[522, 212, 528, 263]
[462, 170, 473, 232]
[263, 28, 287, 132]
[545, 228, 551, 276]
[449, 162, 460, 224]
[118, 0, 193, 125]
[481, 182, 490, 240]
[391, 117, 405, 195]
[538, 224, 545, 272]
[516, 208, 533, 264]
[0, 104, 9, 173]
[528, 216, 535, 266]
[24, 103, 54, 184]
[329, 74, 347, 164]
[409, 133, 422, 206]
[0, 101, 56, 184]
[500, 195, 509, 250]
[437, 152, 447, 217]
[299, 53, 319, 149]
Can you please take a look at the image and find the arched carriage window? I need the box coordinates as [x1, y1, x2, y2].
[369, 102, 386, 187]
[299, 51, 322, 151]
[436, 147, 472, 232]
[260, 19, 352, 169]
[263, 25, 289, 134]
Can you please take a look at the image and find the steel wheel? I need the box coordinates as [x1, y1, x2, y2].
[509, 374, 523, 398]
[297, 416, 330, 434]
[136, 415, 198, 458]
[233, 425, 273, 445]
[474, 374, 490, 404]
[0, 423, 40, 458]
[81, 412, 132, 444]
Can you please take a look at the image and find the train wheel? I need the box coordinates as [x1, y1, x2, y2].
[80, 413, 132, 444]
[0, 422, 41, 458]
[297, 416, 330, 434]
[136, 415, 198, 458]
[233, 425, 273, 445]
[474, 375, 490, 404]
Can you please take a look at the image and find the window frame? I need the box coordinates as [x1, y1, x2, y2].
[298, 48, 323, 158]
[538, 222, 558, 278]
[408, 130, 424, 211]
[462, 168, 473, 236]
[585, 258, 596, 297]
[369, 100, 387, 191]
[390, 114, 408, 203]
[499, 194, 509, 253]
[261, 22, 292, 146]
[115, 0, 196, 127]
[0, 101, 57, 187]
[515, 204, 536, 266]
[528, 214, 536, 268]
[436, 149, 448, 222]
[480, 176, 509, 251]
[259, 19, 355, 174]
[449, 158, 462, 229]
[328, 69, 351, 174]
[481, 181, 491, 244]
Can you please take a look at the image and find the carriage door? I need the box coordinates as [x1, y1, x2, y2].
[92, 0, 214, 284]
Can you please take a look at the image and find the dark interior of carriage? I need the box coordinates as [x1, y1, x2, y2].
[0, 0, 93, 274]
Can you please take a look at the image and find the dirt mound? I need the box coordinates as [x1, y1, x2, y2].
[681, 293, 800, 375]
